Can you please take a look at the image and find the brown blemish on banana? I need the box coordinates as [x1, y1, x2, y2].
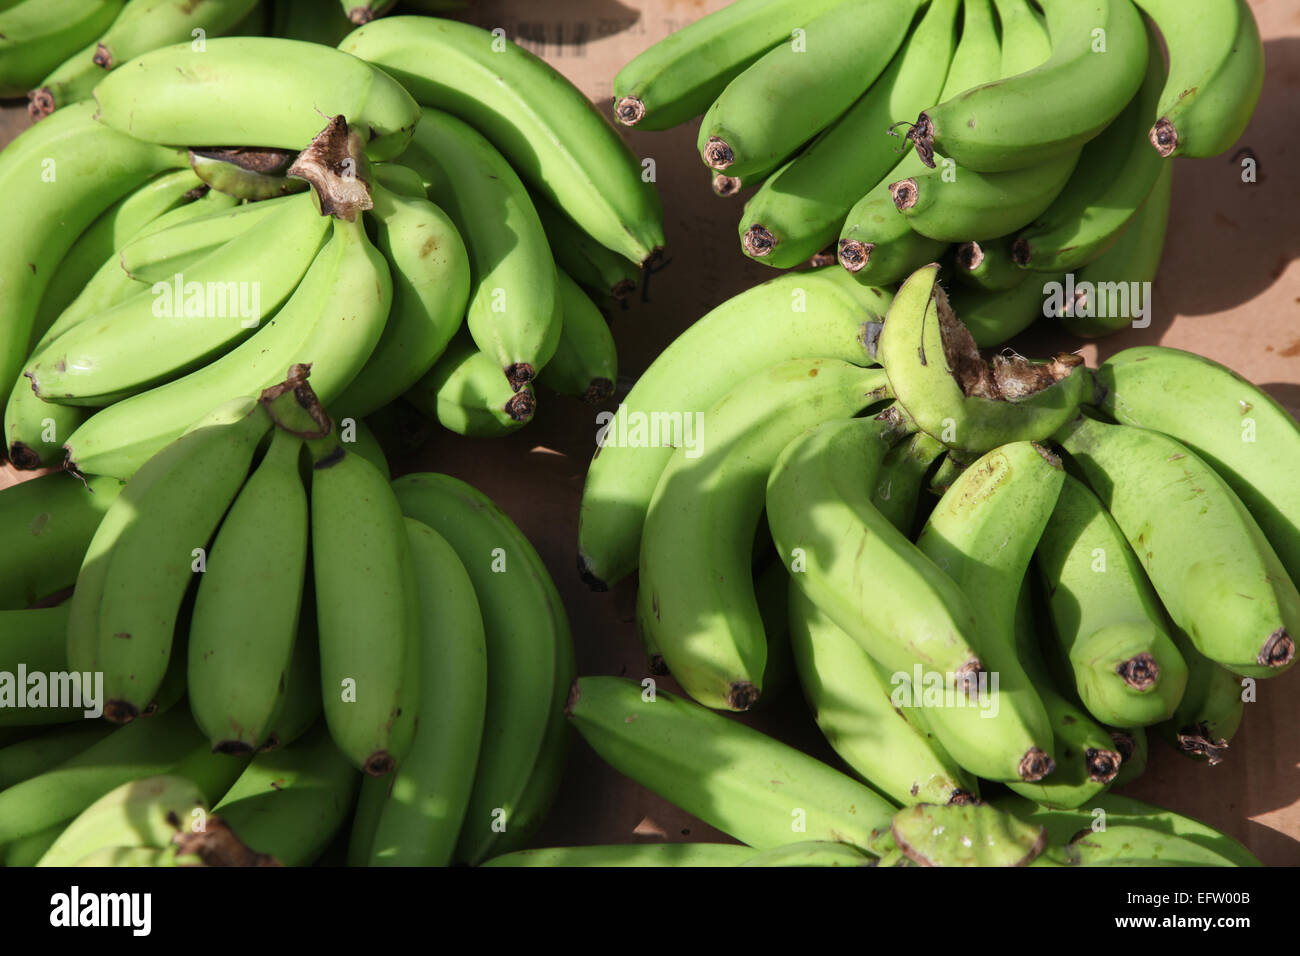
[287, 116, 373, 221]
[743, 225, 776, 257]
[1085, 747, 1122, 783]
[193, 146, 298, 176]
[1177, 722, 1229, 765]
[837, 238, 872, 273]
[1259, 628, 1295, 668]
[614, 96, 646, 126]
[1116, 652, 1159, 690]
[890, 178, 918, 211]
[703, 137, 734, 170]
[726, 681, 759, 711]
[8, 443, 41, 470]
[1150, 117, 1178, 157]
[1017, 747, 1055, 782]
[104, 699, 139, 724]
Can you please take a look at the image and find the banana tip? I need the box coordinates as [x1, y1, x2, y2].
[1085, 748, 1122, 784]
[505, 363, 535, 392]
[214, 740, 255, 756]
[104, 700, 139, 725]
[1110, 730, 1137, 764]
[347, 6, 377, 24]
[1010, 238, 1032, 267]
[363, 751, 396, 777]
[809, 246, 838, 269]
[564, 678, 581, 716]
[907, 114, 936, 168]
[712, 173, 742, 197]
[649, 654, 669, 677]
[890, 179, 918, 211]
[955, 242, 983, 272]
[611, 278, 637, 301]
[1115, 652, 1159, 691]
[1150, 118, 1178, 158]
[742, 224, 776, 258]
[582, 378, 615, 405]
[726, 681, 759, 712]
[8, 442, 42, 470]
[505, 389, 536, 423]
[837, 239, 872, 273]
[1176, 723, 1229, 765]
[26, 88, 54, 120]
[614, 96, 645, 126]
[1259, 629, 1294, 669]
[1018, 747, 1055, 782]
[576, 554, 608, 592]
[703, 136, 734, 171]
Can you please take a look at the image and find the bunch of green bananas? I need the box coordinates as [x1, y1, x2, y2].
[614, 0, 1264, 344]
[572, 259, 1295, 863]
[0, 368, 574, 867]
[2, 15, 661, 478]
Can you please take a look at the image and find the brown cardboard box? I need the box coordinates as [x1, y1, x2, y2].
[1, 0, 1296, 863]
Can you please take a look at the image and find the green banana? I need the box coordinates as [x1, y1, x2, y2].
[611, 0, 853, 131]
[737, 0, 961, 269]
[946, 268, 1064, 348]
[1058, 161, 1173, 337]
[1035, 473, 1187, 727]
[953, 237, 1026, 293]
[0, 604, 87, 727]
[1042, 824, 1243, 866]
[117, 192, 290, 284]
[272, 0, 354, 45]
[995, 792, 1261, 867]
[1096, 345, 1300, 587]
[341, 16, 664, 265]
[403, 330, 536, 437]
[362, 517, 486, 867]
[309, 432, 419, 777]
[27, 191, 330, 404]
[66, 398, 271, 720]
[0, 702, 200, 845]
[484, 843, 757, 867]
[877, 263, 1090, 457]
[993, 0, 1052, 75]
[31, 167, 202, 345]
[788, 582, 977, 806]
[908, 0, 1149, 173]
[36, 774, 208, 867]
[1134, 0, 1264, 158]
[63, 215, 391, 480]
[332, 413, 388, 478]
[889, 802, 1047, 866]
[211, 723, 359, 866]
[532, 191, 641, 302]
[393, 107, 558, 389]
[189, 147, 307, 200]
[741, 841, 874, 867]
[835, 0, 1001, 283]
[912, 441, 1060, 783]
[391, 473, 572, 866]
[1011, 20, 1167, 272]
[698, 0, 923, 180]
[871, 429, 946, 537]
[0, 0, 122, 96]
[29, 0, 263, 117]
[891, 150, 1080, 242]
[260, 591, 321, 752]
[637, 360, 893, 711]
[188, 426, 307, 754]
[0, 473, 122, 609]
[331, 178, 469, 418]
[764, 409, 982, 685]
[1057, 415, 1299, 679]
[542, 270, 617, 404]
[1007, 583, 1122, 809]
[568, 676, 895, 851]
[0, 722, 114, 790]
[578, 267, 892, 590]
[92, 36, 419, 159]
[1159, 627, 1244, 764]
[0, 101, 184, 408]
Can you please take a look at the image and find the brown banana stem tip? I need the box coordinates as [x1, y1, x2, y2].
[614, 95, 646, 126]
[1109, 730, 1137, 763]
[712, 173, 742, 197]
[1010, 238, 1032, 266]
[576, 554, 608, 592]
[611, 278, 637, 301]
[907, 113, 936, 168]
[364, 750, 396, 777]
[837, 238, 872, 273]
[104, 699, 139, 725]
[286, 115, 372, 221]
[505, 363, 535, 392]
[505, 389, 536, 423]
[1115, 652, 1159, 691]
[92, 43, 113, 69]
[1150, 118, 1177, 158]
[26, 88, 55, 120]
[1018, 747, 1056, 782]
[703, 136, 734, 170]
[1085, 747, 1122, 784]
[649, 654, 669, 677]
[564, 678, 581, 716]
[7, 442, 41, 470]
[890, 178, 918, 211]
[583, 378, 615, 405]
[948, 790, 978, 806]
[1177, 722, 1230, 765]
[955, 241, 984, 271]
[214, 740, 255, 756]
[1259, 628, 1295, 668]
[809, 245, 838, 268]
[348, 6, 376, 24]
[954, 657, 984, 699]
[726, 681, 760, 711]
[742, 224, 776, 257]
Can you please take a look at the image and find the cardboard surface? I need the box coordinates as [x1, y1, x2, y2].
[1, 0, 1297, 863]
